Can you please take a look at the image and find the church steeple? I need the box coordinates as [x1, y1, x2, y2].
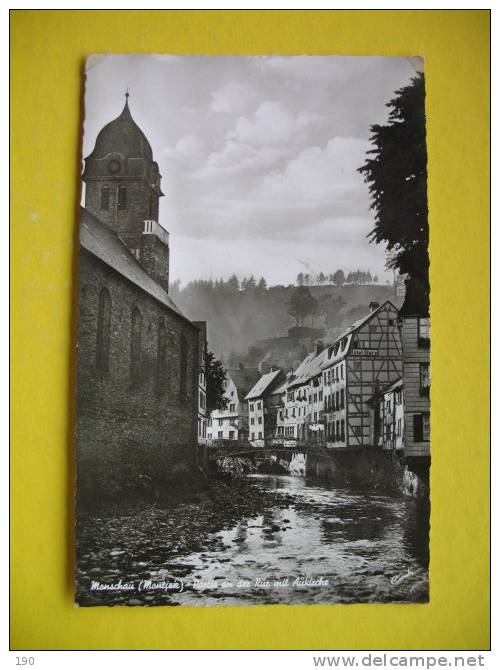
[82, 96, 169, 292]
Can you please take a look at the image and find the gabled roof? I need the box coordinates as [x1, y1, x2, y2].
[366, 377, 403, 404]
[287, 350, 325, 389]
[335, 300, 396, 342]
[245, 369, 282, 400]
[80, 207, 191, 324]
[272, 376, 291, 396]
[226, 367, 261, 401]
[384, 378, 403, 394]
[320, 300, 398, 370]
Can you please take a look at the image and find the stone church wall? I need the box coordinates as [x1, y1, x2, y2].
[76, 249, 200, 505]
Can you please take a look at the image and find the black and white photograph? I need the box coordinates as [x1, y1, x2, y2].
[75, 54, 430, 607]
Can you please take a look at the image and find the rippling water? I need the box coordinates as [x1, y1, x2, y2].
[163, 474, 429, 606]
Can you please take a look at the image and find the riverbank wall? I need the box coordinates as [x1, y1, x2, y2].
[209, 443, 429, 497]
[304, 448, 429, 497]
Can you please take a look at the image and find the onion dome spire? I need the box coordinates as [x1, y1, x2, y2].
[85, 88, 153, 161]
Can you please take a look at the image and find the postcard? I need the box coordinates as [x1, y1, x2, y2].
[75, 55, 430, 606]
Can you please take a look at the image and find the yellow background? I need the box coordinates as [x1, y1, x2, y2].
[11, 10, 490, 650]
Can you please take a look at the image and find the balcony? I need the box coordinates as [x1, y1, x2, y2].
[143, 220, 169, 246]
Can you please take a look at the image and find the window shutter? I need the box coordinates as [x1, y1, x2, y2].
[413, 414, 423, 442]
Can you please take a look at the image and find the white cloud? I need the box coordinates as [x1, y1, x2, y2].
[204, 141, 282, 174]
[229, 102, 322, 147]
[161, 134, 205, 162]
[256, 137, 371, 205]
[210, 81, 256, 114]
[194, 102, 324, 178]
[84, 54, 417, 285]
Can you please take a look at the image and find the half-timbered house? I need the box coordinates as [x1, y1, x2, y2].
[321, 300, 403, 449]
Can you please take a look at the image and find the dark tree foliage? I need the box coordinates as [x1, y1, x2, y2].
[205, 351, 228, 416]
[257, 277, 267, 291]
[359, 72, 429, 312]
[333, 269, 345, 287]
[288, 286, 319, 327]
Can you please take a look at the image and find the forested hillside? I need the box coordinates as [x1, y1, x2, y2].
[171, 274, 398, 363]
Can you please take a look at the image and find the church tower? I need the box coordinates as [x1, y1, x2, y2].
[83, 93, 170, 292]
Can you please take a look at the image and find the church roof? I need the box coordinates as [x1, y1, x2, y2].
[85, 96, 153, 161]
[80, 207, 191, 324]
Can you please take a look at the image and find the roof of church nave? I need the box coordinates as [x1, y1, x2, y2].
[80, 207, 194, 325]
[85, 93, 153, 162]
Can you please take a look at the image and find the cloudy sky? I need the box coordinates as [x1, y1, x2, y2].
[82, 55, 421, 286]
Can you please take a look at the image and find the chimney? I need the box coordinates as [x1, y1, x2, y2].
[315, 340, 324, 355]
[369, 301, 380, 312]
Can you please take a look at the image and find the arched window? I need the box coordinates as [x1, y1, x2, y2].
[156, 317, 167, 393]
[179, 334, 188, 401]
[96, 288, 111, 373]
[130, 307, 142, 385]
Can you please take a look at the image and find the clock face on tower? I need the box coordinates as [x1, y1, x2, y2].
[107, 159, 121, 174]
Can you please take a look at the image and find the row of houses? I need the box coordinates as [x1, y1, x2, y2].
[206, 299, 430, 472]
[205, 366, 261, 444]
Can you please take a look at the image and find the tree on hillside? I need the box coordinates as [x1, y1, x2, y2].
[257, 277, 267, 291]
[227, 274, 240, 294]
[318, 272, 326, 285]
[358, 72, 429, 314]
[205, 351, 228, 416]
[333, 269, 345, 287]
[288, 286, 319, 327]
[297, 272, 305, 286]
[246, 275, 257, 291]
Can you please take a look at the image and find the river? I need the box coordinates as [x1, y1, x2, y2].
[77, 473, 429, 606]
[170, 474, 429, 606]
